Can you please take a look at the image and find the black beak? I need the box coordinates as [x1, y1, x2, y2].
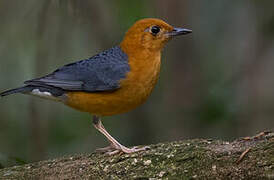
[168, 27, 192, 37]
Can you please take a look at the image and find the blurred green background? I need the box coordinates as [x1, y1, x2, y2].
[1, 0, 274, 167]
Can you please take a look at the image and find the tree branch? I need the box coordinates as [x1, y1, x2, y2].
[0, 131, 273, 179]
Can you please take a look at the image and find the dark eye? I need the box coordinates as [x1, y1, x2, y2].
[151, 26, 161, 35]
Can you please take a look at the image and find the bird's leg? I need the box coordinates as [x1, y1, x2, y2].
[92, 115, 148, 155]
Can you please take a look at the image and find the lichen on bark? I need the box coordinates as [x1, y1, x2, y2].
[0, 131, 273, 179]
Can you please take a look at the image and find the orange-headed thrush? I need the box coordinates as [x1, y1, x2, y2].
[0, 18, 192, 155]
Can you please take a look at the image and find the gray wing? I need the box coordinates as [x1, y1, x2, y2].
[25, 46, 130, 92]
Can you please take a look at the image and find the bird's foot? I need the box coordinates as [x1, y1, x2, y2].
[92, 116, 149, 155]
[96, 144, 149, 155]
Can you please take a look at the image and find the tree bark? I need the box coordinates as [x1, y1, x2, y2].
[0, 131, 273, 179]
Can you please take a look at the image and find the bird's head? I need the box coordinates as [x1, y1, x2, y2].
[120, 18, 192, 54]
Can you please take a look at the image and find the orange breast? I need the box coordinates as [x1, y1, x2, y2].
[65, 52, 161, 116]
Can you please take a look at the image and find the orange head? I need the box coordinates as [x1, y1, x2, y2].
[120, 18, 192, 54]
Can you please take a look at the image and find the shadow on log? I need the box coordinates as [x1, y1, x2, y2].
[0, 131, 273, 179]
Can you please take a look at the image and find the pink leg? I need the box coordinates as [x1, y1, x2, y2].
[92, 116, 148, 155]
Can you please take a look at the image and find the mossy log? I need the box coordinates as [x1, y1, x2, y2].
[0, 131, 273, 179]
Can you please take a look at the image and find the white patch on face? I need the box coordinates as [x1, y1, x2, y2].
[30, 89, 61, 102]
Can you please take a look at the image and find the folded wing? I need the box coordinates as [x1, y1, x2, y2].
[25, 46, 129, 92]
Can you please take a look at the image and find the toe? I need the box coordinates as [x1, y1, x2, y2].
[95, 146, 115, 153]
[106, 150, 120, 155]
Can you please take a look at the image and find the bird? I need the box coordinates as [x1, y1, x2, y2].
[0, 18, 192, 155]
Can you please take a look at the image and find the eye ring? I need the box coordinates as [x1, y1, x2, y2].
[150, 26, 161, 35]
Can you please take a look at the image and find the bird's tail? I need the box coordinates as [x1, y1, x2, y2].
[0, 86, 32, 97]
[1, 85, 66, 103]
